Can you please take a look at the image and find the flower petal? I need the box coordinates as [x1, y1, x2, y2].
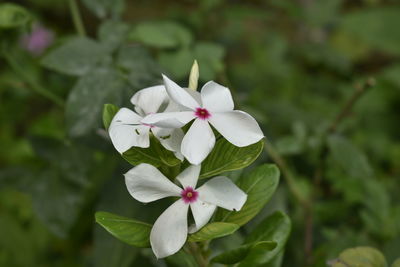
[181, 119, 216, 165]
[163, 74, 200, 110]
[124, 163, 181, 203]
[109, 108, 150, 152]
[197, 176, 247, 211]
[176, 165, 201, 189]
[141, 111, 195, 128]
[201, 81, 234, 112]
[150, 199, 189, 258]
[208, 110, 264, 147]
[131, 85, 168, 116]
[152, 127, 183, 156]
[189, 200, 217, 233]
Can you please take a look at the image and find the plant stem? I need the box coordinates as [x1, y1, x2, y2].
[68, 0, 86, 37]
[3, 53, 64, 107]
[187, 242, 208, 267]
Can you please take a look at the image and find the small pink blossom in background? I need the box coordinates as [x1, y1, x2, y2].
[20, 23, 54, 56]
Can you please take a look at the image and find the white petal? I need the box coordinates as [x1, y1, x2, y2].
[181, 119, 216, 165]
[197, 176, 247, 211]
[131, 85, 168, 115]
[141, 112, 195, 128]
[152, 127, 184, 156]
[163, 74, 200, 110]
[124, 164, 181, 203]
[189, 201, 216, 233]
[208, 111, 264, 147]
[176, 165, 201, 189]
[201, 81, 234, 112]
[108, 108, 150, 153]
[150, 199, 189, 258]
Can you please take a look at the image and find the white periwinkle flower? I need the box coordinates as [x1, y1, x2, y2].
[124, 163, 247, 258]
[108, 85, 183, 157]
[141, 75, 264, 165]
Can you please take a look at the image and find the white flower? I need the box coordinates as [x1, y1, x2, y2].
[141, 75, 264, 164]
[124, 163, 247, 258]
[108, 85, 184, 158]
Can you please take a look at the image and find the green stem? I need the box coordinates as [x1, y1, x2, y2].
[3, 53, 64, 107]
[187, 242, 208, 267]
[68, 0, 86, 37]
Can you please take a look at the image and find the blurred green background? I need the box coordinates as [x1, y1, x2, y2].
[1, 0, 400, 266]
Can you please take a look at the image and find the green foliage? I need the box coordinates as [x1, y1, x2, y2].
[82, 0, 125, 19]
[95, 211, 152, 248]
[213, 212, 291, 266]
[0, 3, 31, 29]
[102, 103, 119, 130]
[41, 37, 108, 76]
[66, 65, 126, 137]
[216, 164, 280, 226]
[188, 222, 239, 242]
[200, 139, 264, 179]
[130, 21, 192, 49]
[122, 135, 181, 167]
[331, 247, 387, 267]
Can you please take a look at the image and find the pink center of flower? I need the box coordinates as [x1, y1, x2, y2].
[194, 107, 211, 120]
[181, 187, 199, 204]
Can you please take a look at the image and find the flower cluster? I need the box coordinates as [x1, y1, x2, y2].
[108, 74, 264, 258]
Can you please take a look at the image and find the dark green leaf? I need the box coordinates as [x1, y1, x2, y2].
[212, 241, 277, 264]
[239, 211, 291, 266]
[328, 135, 373, 179]
[66, 65, 126, 137]
[216, 164, 280, 226]
[331, 246, 387, 267]
[95, 211, 152, 248]
[103, 104, 119, 130]
[98, 20, 130, 52]
[41, 37, 108, 76]
[122, 135, 181, 167]
[188, 222, 239, 242]
[200, 139, 264, 179]
[130, 21, 192, 49]
[82, 0, 125, 19]
[194, 42, 225, 81]
[0, 3, 31, 29]
[341, 8, 400, 55]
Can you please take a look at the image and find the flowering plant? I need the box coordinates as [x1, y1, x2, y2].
[96, 62, 290, 265]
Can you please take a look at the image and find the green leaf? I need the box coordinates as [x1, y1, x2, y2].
[158, 48, 193, 79]
[194, 42, 225, 81]
[0, 3, 31, 29]
[102, 104, 119, 130]
[392, 258, 400, 267]
[95, 211, 152, 248]
[122, 135, 180, 167]
[188, 222, 239, 242]
[200, 139, 264, 179]
[341, 8, 400, 55]
[66, 65, 126, 137]
[41, 37, 108, 76]
[328, 135, 373, 179]
[216, 164, 280, 226]
[130, 21, 192, 49]
[98, 20, 130, 52]
[82, 0, 125, 19]
[212, 241, 277, 265]
[331, 246, 387, 267]
[239, 211, 291, 266]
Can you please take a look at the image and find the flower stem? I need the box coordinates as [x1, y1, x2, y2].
[187, 242, 209, 267]
[68, 0, 86, 37]
[3, 53, 64, 107]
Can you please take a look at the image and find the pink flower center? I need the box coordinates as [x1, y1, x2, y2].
[194, 108, 211, 120]
[181, 187, 199, 204]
